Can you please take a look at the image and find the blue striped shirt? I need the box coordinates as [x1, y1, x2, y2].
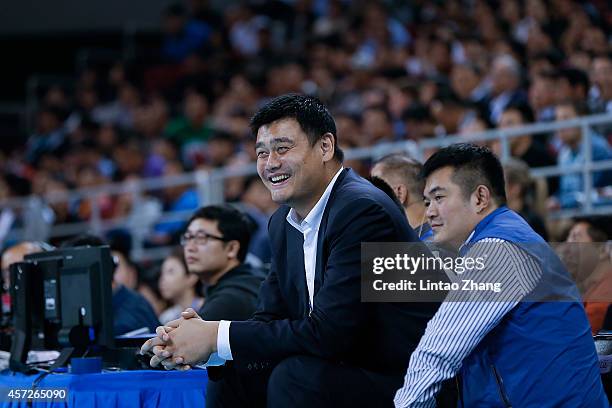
[394, 238, 541, 407]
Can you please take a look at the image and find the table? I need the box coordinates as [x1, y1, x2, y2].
[0, 369, 208, 407]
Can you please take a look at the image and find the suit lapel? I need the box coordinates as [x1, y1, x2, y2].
[314, 215, 327, 297]
[286, 224, 309, 316]
[313, 168, 350, 297]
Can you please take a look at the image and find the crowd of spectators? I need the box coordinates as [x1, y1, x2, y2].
[0, 0, 612, 251]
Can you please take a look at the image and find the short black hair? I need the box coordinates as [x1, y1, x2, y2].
[401, 104, 432, 122]
[209, 129, 236, 144]
[434, 92, 466, 109]
[502, 103, 534, 123]
[422, 143, 507, 205]
[557, 68, 589, 92]
[186, 205, 253, 263]
[249, 93, 344, 162]
[573, 216, 610, 241]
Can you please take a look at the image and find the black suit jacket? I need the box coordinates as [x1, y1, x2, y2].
[229, 168, 439, 375]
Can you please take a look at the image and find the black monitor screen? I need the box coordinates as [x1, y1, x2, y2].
[12, 246, 115, 355]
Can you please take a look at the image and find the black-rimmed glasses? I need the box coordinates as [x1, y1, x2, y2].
[180, 231, 227, 246]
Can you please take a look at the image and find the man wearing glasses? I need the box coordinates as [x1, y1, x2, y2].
[180, 205, 263, 322]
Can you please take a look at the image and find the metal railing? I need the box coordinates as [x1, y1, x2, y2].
[2, 112, 611, 262]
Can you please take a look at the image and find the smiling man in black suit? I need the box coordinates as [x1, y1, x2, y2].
[141, 94, 439, 407]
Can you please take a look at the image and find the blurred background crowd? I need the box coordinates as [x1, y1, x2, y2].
[0, 0, 611, 324]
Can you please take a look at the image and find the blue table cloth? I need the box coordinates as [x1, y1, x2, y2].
[0, 369, 208, 407]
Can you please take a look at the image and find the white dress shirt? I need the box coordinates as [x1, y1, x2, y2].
[215, 167, 344, 361]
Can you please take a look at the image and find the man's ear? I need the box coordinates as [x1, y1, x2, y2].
[395, 184, 409, 206]
[319, 133, 335, 162]
[225, 240, 240, 260]
[471, 185, 492, 213]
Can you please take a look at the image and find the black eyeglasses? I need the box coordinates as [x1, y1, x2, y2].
[180, 231, 227, 246]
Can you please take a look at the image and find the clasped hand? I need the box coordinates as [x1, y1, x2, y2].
[140, 308, 219, 370]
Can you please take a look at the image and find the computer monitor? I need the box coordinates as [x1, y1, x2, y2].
[9, 246, 114, 371]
